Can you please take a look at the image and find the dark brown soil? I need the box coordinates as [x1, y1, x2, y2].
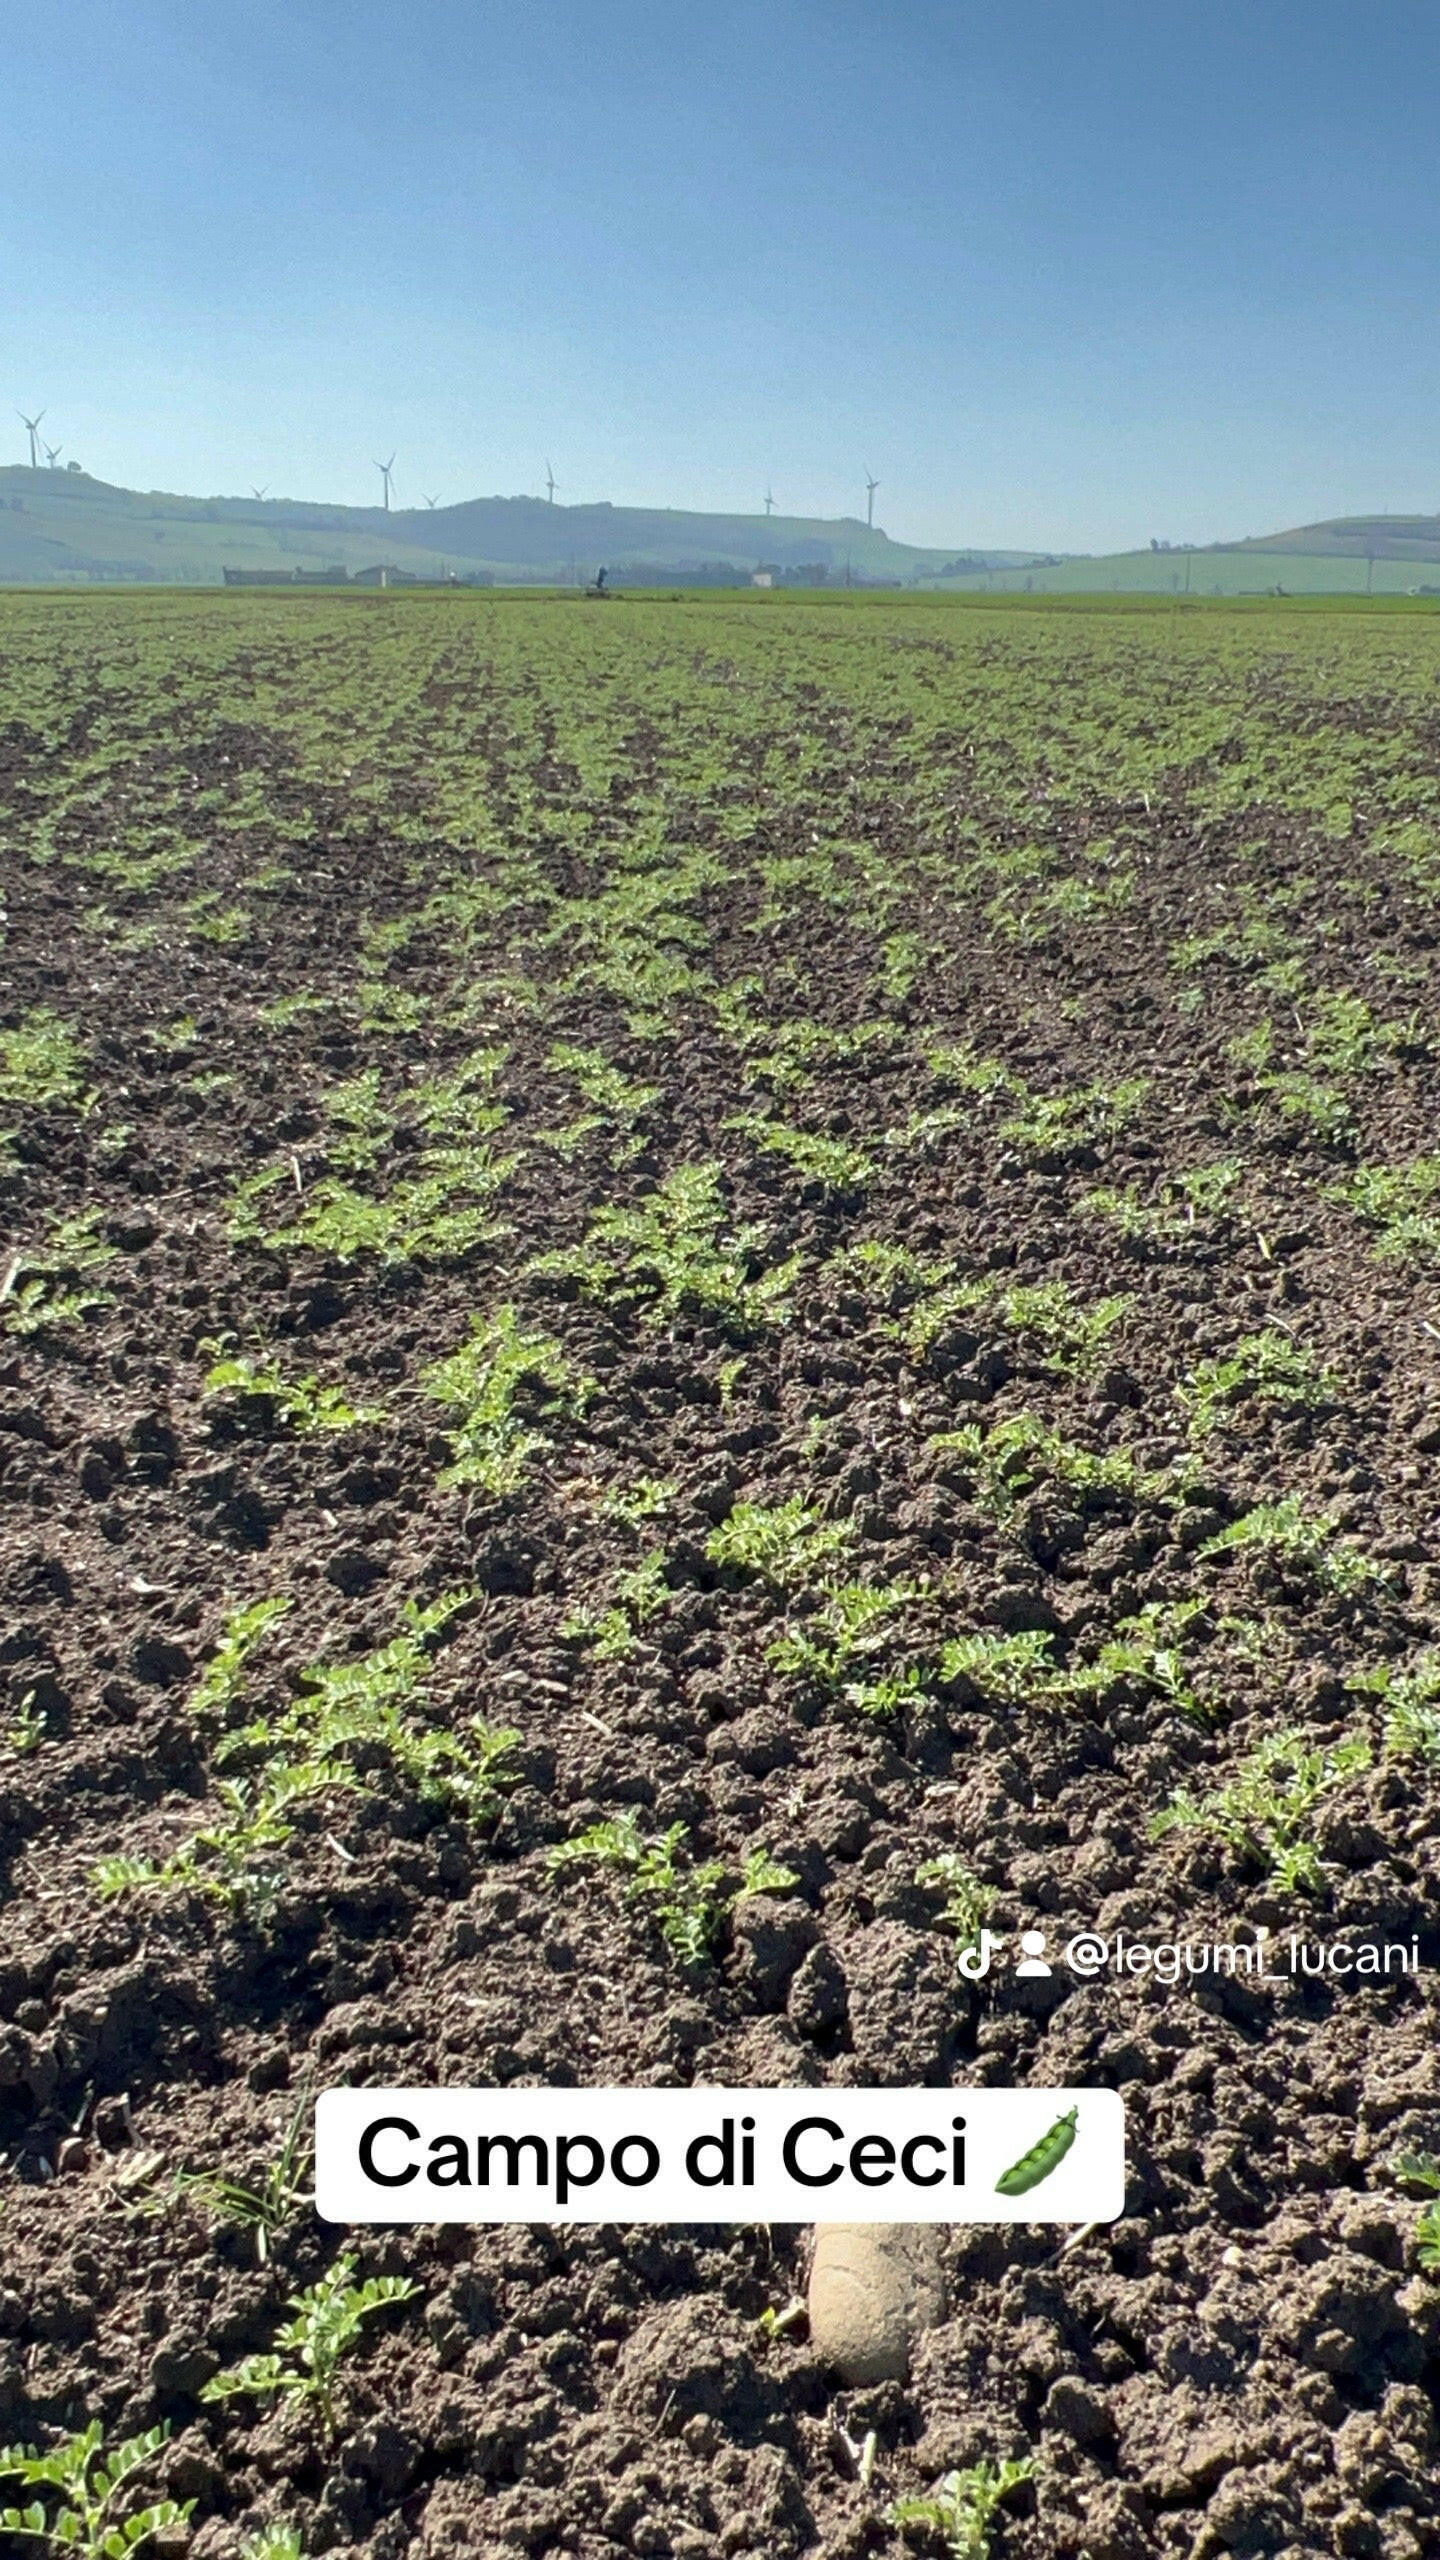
[2, 594, 1440, 2560]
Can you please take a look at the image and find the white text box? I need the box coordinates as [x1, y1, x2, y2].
[316, 2086, 1125, 2223]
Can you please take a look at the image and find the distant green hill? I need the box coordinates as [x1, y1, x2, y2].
[1237, 514, 1440, 559]
[0, 467, 1037, 588]
[925, 514, 1440, 598]
[5, 474, 1438, 594]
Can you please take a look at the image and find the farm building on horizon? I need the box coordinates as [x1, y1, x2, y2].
[222, 564, 350, 586]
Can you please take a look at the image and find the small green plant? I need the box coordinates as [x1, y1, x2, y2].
[94, 1763, 344, 1909]
[241, 2527, 304, 2560]
[740, 1846, 802, 1897]
[1000, 1076, 1147, 1160]
[563, 1549, 671, 1660]
[907, 1277, 1130, 1378]
[1341, 1156, 1440, 1263]
[1228, 1018, 1277, 1073]
[285, 1160, 512, 1266]
[1200, 1495, 1377, 1596]
[836, 1238, 951, 1310]
[412, 1047, 511, 1142]
[717, 1356, 747, 1410]
[547, 1040, 660, 1116]
[1302, 990, 1425, 1075]
[1349, 1650, 1440, 1759]
[1255, 1069, 1354, 1150]
[1152, 1727, 1372, 1891]
[203, 1351, 384, 1435]
[3, 1690, 49, 1756]
[548, 1812, 729, 1966]
[938, 1626, 1059, 1705]
[843, 1662, 929, 1720]
[202, 2256, 417, 2439]
[904, 1274, 994, 1362]
[1078, 1183, 1165, 1245]
[543, 1041, 658, 1157]
[422, 1307, 589, 1494]
[916, 1853, 994, 1956]
[769, 1579, 917, 1689]
[187, 899, 252, 946]
[548, 1811, 795, 1966]
[98, 1596, 517, 1908]
[707, 1497, 855, 1589]
[225, 1593, 516, 1819]
[232, 1079, 518, 1265]
[531, 1161, 800, 1336]
[1000, 1281, 1131, 1373]
[0, 1010, 91, 1112]
[1071, 1601, 1208, 1720]
[3, 1213, 117, 1337]
[731, 1113, 874, 1199]
[1180, 1330, 1337, 1438]
[1176, 1157, 1245, 1219]
[740, 1015, 896, 1094]
[353, 978, 426, 1034]
[932, 1415, 1139, 1525]
[151, 1013, 199, 1052]
[321, 1072, 394, 1171]
[1393, 2153, 1440, 2271]
[892, 1100, 975, 1153]
[175, 2095, 312, 2263]
[881, 927, 924, 1000]
[260, 989, 329, 1029]
[922, 1040, 1014, 1098]
[600, 1474, 678, 1527]
[1086, 1158, 1245, 1237]
[889, 2456, 1034, 2559]
[0, 2422, 191, 2559]
[755, 2298, 808, 2341]
[190, 1595, 292, 1720]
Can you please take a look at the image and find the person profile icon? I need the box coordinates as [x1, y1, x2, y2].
[1015, 1928, 1052, 1978]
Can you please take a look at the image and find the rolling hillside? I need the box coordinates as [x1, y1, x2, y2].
[4, 472, 1439, 593]
[0, 468, 1035, 587]
[925, 515, 1440, 597]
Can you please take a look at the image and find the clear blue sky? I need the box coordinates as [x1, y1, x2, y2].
[7, 1, 1439, 551]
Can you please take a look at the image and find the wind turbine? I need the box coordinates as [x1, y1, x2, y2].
[375, 454, 396, 511]
[864, 469, 879, 529]
[423, 493, 439, 509]
[43, 443, 62, 469]
[18, 409, 45, 468]
[545, 460, 557, 504]
[764, 487, 775, 516]
[251, 485, 268, 500]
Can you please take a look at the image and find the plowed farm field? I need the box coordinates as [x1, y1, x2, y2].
[3, 588, 1440, 2560]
